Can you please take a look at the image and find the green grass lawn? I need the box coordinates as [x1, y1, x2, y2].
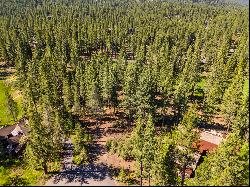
[0, 80, 23, 127]
[0, 80, 9, 126]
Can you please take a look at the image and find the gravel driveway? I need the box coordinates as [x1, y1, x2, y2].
[44, 139, 117, 186]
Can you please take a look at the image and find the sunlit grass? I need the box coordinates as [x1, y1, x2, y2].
[0, 80, 23, 127]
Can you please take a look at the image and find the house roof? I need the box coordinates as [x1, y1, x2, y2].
[177, 168, 193, 178]
[19, 123, 29, 136]
[0, 118, 29, 139]
[0, 125, 16, 137]
[8, 135, 22, 145]
[185, 168, 193, 176]
[200, 131, 224, 145]
[198, 140, 218, 153]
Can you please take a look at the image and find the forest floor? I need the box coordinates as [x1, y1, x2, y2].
[44, 138, 118, 186]
[84, 109, 137, 171]
[0, 62, 227, 185]
[44, 105, 227, 186]
[45, 109, 136, 186]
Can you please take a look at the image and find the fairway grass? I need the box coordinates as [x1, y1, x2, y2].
[0, 80, 23, 127]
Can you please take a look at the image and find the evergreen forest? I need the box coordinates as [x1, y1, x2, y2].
[0, 0, 249, 186]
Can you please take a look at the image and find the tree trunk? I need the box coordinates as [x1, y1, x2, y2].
[173, 107, 177, 123]
[43, 162, 48, 175]
[181, 162, 187, 186]
[226, 119, 231, 133]
[148, 172, 151, 186]
[140, 157, 143, 186]
[162, 107, 166, 127]
[190, 85, 195, 102]
[176, 106, 181, 124]
[129, 110, 132, 126]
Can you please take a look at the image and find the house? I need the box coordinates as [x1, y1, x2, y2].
[179, 129, 226, 179]
[176, 146, 202, 179]
[0, 118, 29, 156]
[198, 130, 225, 152]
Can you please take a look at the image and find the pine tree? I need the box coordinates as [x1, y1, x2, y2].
[131, 115, 145, 160]
[87, 80, 103, 114]
[232, 77, 249, 139]
[25, 100, 65, 174]
[62, 75, 73, 111]
[121, 63, 138, 120]
[110, 62, 119, 112]
[101, 59, 113, 107]
[71, 123, 91, 165]
[142, 114, 156, 177]
[204, 44, 228, 113]
[221, 60, 247, 132]
[151, 136, 177, 186]
[173, 45, 199, 123]
[175, 104, 200, 185]
[136, 65, 156, 117]
[72, 79, 81, 113]
[187, 133, 249, 186]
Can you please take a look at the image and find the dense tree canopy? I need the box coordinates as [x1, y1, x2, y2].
[0, 0, 248, 185]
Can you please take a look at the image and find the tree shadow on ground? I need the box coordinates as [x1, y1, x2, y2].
[105, 127, 131, 135]
[80, 121, 97, 127]
[51, 163, 119, 185]
[100, 116, 117, 122]
[198, 120, 227, 132]
[88, 143, 106, 163]
[0, 71, 13, 80]
[86, 125, 104, 140]
[155, 114, 176, 127]
[114, 111, 128, 120]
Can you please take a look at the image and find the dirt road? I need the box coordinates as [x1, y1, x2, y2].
[44, 139, 117, 186]
[44, 112, 136, 186]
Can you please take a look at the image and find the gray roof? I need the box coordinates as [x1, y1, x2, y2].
[0, 118, 29, 139]
[0, 125, 16, 137]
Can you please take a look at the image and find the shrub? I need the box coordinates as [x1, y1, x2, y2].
[73, 147, 88, 165]
[21, 168, 44, 185]
[48, 160, 61, 173]
[116, 139, 134, 160]
[117, 168, 128, 183]
[3, 174, 29, 186]
[106, 137, 134, 161]
[71, 124, 90, 165]
[117, 168, 136, 185]
[105, 139, 113, 151]
[112, 119, 126, 129]
[118, 144, 130, 160]
[109, 139, 119, 154]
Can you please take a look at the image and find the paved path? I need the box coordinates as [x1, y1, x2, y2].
[45, 138, 117, 186]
